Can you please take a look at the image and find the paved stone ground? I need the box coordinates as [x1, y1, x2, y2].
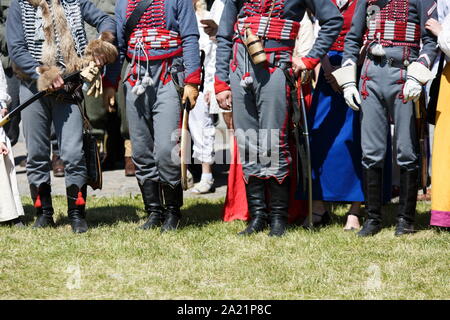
[12, 127, 231, 200]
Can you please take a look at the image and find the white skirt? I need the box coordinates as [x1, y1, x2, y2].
[0, 138, 24, 222]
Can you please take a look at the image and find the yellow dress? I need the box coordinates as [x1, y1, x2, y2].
[431, 63, 450, 227]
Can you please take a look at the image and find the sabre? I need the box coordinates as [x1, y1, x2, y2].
[298, 82, 313, 229]
[0, 71, 81, 128]
[281, 66, 313, 227]
[414, 93, 429, 195]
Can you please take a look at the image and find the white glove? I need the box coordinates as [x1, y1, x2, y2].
[343, 84, 361, 111]
[402, 78, 422, 102]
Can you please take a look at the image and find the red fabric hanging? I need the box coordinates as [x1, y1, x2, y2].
[222, 83, 312, 223]
[222, 136, 249, 222]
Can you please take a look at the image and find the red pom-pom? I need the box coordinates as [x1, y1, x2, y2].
[34, 195, 42, 208]
[75, 192, 86, 206]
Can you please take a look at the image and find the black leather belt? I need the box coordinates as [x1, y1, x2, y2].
[367, 52, 410, 69]
[272, 60, 292, 70]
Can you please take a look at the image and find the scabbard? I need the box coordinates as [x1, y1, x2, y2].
[280, 67, 307, 191]
[280, 65, 313, 225]
[414, 95, 429, 194]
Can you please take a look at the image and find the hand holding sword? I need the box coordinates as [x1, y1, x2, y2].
[174, 51, 204, 190]
[0, 70, 84, 128]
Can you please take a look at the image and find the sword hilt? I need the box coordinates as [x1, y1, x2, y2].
[0, 114, 11, 128]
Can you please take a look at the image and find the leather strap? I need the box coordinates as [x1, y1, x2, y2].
[368, 0, 390, 9]
[125, 0, 155, 44]
[367, 52, 409, 69]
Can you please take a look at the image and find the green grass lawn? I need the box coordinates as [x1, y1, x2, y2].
[0, 196, 448, 300]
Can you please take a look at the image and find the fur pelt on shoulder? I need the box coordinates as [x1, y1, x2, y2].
[30, 0, 83, 74]
[27, 0, 41, 7]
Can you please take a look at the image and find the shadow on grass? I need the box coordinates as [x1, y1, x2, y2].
[22, 199, 225, 229]
[180, 201, 225, 228]
[326, 202, 432, 231]
[22, 204, 38, 225]
[22, 203, 143, 228]
[83, 205, 142, 227]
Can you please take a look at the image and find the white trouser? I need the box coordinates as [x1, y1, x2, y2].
[189, 92, 215, 164]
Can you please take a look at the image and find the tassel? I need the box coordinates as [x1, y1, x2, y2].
[131, 79, 147, 96]
[34, 195, 42, 208]
[131, 80, 142, 95]
[371, 33, 385, 57]
[371, 43, 386, 56]
[75, 192, 86, 206]
[244, 76, 253, 86]
[136, 85, 146, 96]
[240, 73, 253, 89]
[141, 72, 153, 87]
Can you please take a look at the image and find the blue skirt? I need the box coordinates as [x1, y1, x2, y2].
[308, 51, 364, 202]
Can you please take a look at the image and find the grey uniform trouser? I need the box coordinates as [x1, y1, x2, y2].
[21, 82, 87, 188]
[230, 43, 291, 183]
[359, 46, 419, 171]
[124, 59, 182, 187]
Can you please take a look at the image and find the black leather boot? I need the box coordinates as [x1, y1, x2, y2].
[395, 168, 418, 236]
[358, 168, 383, 237]
[160, 183, 183, 233]
[138, 180, 164, 229]
[30, 183, 55, 228]
[238, 177, 268, 235]
[67, 185, 88, 233]
[268, 177, 289, 237]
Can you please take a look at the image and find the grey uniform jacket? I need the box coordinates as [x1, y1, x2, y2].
[214, 0, 344, 92]
[343, 0, 439, 69]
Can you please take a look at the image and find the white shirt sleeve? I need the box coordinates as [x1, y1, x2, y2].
[210, 0, 225, 25]
[438, 14, 450, 58]
[0, 66, 10, 143]
[0, 126, 6, 143]
[197, 11, 216, 93]
[294, 14, 316, 58]
[0, 66, 11, 107]
[203, 41, 216, 92]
